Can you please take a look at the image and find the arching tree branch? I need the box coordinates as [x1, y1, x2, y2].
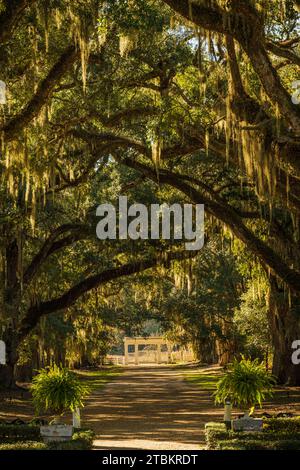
[18, 249, 196, 339]
[23, 224, 86, 286]
[162, 0, 300, 133]
[118, 155, 300, 293]
[2, 46, 78, 141]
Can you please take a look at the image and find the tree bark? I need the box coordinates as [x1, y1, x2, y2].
[268, 276, 300, 385]
[2, 46, 77, 141]
[0, 327, 20, 389]
[0, 239, 21, 388]
[194, 337, 216, 364]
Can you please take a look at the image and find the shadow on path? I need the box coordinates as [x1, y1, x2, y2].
[84, 365, 222, 450]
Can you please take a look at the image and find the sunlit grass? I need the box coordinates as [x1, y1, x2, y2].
[185, 371, 222, 390]
[75, 367, 122, 390]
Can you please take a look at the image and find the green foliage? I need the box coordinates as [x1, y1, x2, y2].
[47, 429, 94, 450]
[31, 365, 90, 416]
[234, 278, 272, 359]
[103, 0, 169, 32]
[217, 439, 300, 450]
[156, 239, 243, 362]
[0, 441, 46, 450]
[0, 424, 40, 439]
[0, 428, 94, 450]
[214, 357, 275, 412]
[263, 417, 300, 433]
[205, 422, 228, 450]
[205, 420, 300, 450]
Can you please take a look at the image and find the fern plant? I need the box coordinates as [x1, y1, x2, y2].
[31, 365, 90, 422]
[214, 357, 275, 415]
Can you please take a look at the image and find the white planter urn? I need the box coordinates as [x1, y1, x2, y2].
[40, 424, 73, 443]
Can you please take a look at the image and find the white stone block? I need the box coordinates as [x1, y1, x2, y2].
[40, 424, 73, 442]
[232, 416, 263, 432]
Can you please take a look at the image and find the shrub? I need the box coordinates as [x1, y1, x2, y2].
[218, 439, 300, 450]
[205, 423, 228, 450]
[263, 417, 300, 433]
[205, 420, 300, 450]
[31, 365, 90, 419]
[214, 357, 275, 414]
[0, 429, 95, 450]
[0, 424, 40, 440]
[47, 429, 95, 450]
[271, 439, 300, 450]
[217, 439, 268, 450]
[72, 429, 95, 445]
[0, 441, 46, 450]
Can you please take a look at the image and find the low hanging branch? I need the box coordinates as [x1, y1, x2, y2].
[162, 0, 300, 134]
[118, 155, 300, 294]
[74, 118, 300, 215]
[23, 224, 87, 287]
[266, 41, 300, 67]
[17, 250, 196, 340]
[2, 45, 78, 141]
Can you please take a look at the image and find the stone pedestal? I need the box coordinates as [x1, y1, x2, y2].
[40, 424, 73, 442]
[72, 408, 81, 428]
[232, 416, 263, 432]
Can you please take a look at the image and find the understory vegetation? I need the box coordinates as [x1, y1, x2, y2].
[206, 419, 300, 450]
[0, 424, 94, 450]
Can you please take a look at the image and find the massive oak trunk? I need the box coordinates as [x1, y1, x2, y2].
[194, 337, 216, 364]
[0, 240, 21, 389]
[268, 276, 300, 385]
[0, 328, 20, 388]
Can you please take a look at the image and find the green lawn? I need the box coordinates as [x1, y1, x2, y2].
[185, 370, 222, 390]
[75, 367, 122, 390]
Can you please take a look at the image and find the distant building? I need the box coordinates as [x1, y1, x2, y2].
[123, 336, 195, 365]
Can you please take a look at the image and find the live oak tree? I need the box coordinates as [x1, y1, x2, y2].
[157, 0, 300, 384]
[0, 0, 194, 386]
[0, 0, 300, 385]
[109, 0, 300, 384]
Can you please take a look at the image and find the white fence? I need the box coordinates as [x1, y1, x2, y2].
[104, 355, 125, 365]
[104, 350, 195, 365]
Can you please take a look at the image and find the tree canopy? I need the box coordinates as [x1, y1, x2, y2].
[0, 0, 299, 385]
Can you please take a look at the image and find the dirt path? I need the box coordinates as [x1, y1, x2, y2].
[84, 365, 221, 450]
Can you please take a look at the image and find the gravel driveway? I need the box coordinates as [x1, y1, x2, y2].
[84, 365, 220, 450]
